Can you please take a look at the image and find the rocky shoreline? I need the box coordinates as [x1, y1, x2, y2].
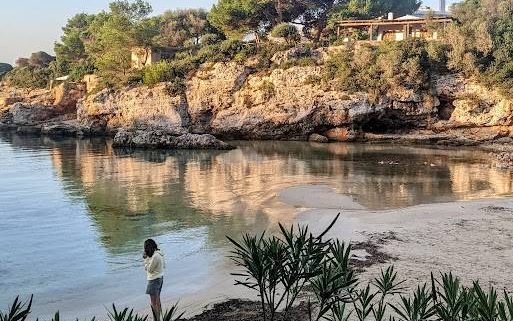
[3, 47, 513, 155]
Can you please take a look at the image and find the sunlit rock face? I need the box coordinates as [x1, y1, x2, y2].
[73, 56, 513, 143]
[434, 74, 513, 127]
[186, 62, 253, 134]
[187, 62, 438, 139]
[77, 83, 190, 133]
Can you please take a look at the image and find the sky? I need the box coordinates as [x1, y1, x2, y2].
[0, 0, 454, 65]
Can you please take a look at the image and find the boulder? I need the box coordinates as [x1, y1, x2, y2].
[41, 123, 83, 137]
[112, 129, 234, 150]
[308, 133, 329, 143]
[52, 82, 85, 111]
[0, 97, 23, 107]
[324, 127, 356, 142]
[9, 103, 57, 125]
[16, 126, 42, 135]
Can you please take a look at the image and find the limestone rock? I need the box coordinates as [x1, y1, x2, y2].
[271, 46, 322, 65]
[9, 103, 57, 125]
[0, 97, 23, 107]
[77, 83, 189, 134]
[186, 62, 253, 133]
[433, 74, 466, 99]
[324, 127, 356, 142]
[83, 74, 100, 93]
[112, 129, 234, 150]
[309, 133, 329, 143]
[52, 82, 85, 111]
[434, 74, 513, 127]
[41, 122, 83, 137]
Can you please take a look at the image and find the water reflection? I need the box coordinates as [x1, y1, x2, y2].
[2, 133, 513, 256]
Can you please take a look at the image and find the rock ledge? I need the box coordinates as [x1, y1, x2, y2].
[112, 129, 235, 150]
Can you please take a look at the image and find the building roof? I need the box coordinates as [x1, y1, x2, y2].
[396, 15, 422, 20]
[55, 75, 69, 81]
[334, 16, 453, 27]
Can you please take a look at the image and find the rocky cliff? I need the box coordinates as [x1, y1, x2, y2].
[2, 46, 513, 148]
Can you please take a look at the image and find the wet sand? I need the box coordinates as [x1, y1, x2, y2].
[156, 184, 513, 318]
[294, 185, 513, 290]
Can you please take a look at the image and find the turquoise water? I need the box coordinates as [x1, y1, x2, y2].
[1, 132, 512, 318]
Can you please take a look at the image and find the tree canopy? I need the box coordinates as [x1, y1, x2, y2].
[158, 9, 212, 47]
[329, 0, 421, 20]
[445, 0, 513, 97]
[208, 0, 268, 39]
[7, 0, 513, 98]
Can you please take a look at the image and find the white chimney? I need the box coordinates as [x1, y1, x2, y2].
[388, 12, 394, 20]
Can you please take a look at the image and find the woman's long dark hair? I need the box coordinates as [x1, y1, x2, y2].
[144, 239, 159, 258]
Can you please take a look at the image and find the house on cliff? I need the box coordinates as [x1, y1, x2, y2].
[334, 11, 453, 42]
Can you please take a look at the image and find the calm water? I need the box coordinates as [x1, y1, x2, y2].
[1, 132, 512, 318]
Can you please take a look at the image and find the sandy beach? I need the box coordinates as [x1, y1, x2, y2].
[293, 185, 513, 290]
[150, 184, 513, 318]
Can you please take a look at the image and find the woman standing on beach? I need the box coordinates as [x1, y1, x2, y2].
[143, 239, 165, 320]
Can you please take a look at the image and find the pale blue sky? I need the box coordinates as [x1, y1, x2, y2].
[0, 0, 453, 65]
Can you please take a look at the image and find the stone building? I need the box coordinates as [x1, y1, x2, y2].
[130, 47, 174, 69]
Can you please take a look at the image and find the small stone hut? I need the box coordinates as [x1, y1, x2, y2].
[131, 47, 175, 69]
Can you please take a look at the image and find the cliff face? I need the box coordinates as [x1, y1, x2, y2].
[75, 60, 441, 141]
[3, 47, 513, 145]
[77, 83, 189, 135]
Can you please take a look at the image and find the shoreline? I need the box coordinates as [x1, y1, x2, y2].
[2, 124, 513, 154]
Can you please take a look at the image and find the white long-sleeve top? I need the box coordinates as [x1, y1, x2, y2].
[144, 250, 165, 280]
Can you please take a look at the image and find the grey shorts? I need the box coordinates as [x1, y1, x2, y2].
[146, 277, 163, 295]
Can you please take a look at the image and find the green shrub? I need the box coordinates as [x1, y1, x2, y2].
[426, 41, 449, 72]
[228, 216, 513, 321]
[228, 214, 348, 321]
[323, 39, 439, 98]
[142, 61, 174, 86]
[68, 62, 95, 81]
[201, 33, 222, 45]
[196, 44, 224, 62]
[0, 297, 183, 321]
[0, 295, 33, 321]
[5, 66, 53, 88]
[271, 23, 300, 44]
[142, 57, 201, 87]
[107, 305, 147, 321]
[126, 70, 144, 85]
[219, 39, 244, 58]
[445, 0, 513, 98]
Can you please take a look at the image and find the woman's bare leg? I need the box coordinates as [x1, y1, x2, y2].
[150, 295, 160, 321]
[156, 295, 162, 314]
